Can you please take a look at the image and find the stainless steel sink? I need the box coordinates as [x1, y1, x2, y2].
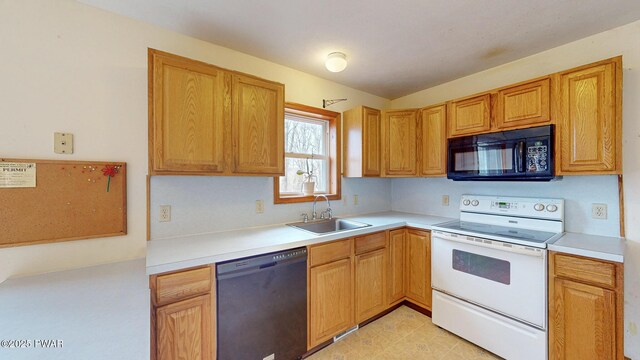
[287, 218, 371, 235]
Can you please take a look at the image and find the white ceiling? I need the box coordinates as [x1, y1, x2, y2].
[79, 0, 640, 99]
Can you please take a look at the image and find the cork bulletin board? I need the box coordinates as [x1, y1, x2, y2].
[0, 158, 127, 248]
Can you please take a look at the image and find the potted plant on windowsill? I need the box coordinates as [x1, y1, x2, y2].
[297, 155, 317, 196]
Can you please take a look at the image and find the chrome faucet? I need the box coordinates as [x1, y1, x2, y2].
[312, 195, 332, 220]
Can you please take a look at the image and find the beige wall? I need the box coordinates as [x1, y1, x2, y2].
[391, 20, 640, 357]
[0, 0, 388, 281]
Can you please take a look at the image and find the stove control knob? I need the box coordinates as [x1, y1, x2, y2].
[463, 199, 471, 206]
[546, 204, 558, 212]
[471, 200, 479, 206]
[534, 203, 545, 211]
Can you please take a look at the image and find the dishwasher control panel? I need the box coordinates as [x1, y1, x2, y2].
[273, 248, 307, 261]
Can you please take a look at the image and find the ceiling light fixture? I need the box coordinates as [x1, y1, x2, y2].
[325, 52, 347, 73]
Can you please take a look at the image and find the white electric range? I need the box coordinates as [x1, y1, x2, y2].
[431, 195, 565, 360]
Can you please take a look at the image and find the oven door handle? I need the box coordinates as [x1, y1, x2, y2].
[432, 231, 545, 258]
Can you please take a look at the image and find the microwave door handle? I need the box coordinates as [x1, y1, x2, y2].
[513, 141, 525, 173]
[518, 141, 526, 172]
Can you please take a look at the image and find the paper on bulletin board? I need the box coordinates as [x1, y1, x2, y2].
[0, 163, 36, 188]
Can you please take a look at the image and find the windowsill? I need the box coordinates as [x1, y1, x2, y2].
[274, 193, 341, 204]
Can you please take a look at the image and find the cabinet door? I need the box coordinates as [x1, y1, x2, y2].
[550, 278, 616, 360]
[355, 249, 386, 323]
[363, 107, 382, 176]
[557, 59, 621, 174]
[419, 105, 447, 176]
[309, 258, 353, 348]
[150, 51, 226, 174]
[448, 94, 491, 137]
[496, 78, 550, 129]
[232, 74, 284, 175]
[156, 294, 212, 360]
[388, 229, 405, 304]
[405, 230, 431, 308]
[383, 110, 417, 176]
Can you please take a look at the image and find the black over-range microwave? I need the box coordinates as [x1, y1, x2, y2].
[447, 125, 556, 181]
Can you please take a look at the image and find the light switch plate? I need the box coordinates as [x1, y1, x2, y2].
[255, 200, 264, 214]
[54, 132, 73, 154]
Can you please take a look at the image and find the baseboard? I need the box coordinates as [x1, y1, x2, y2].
[402, 299, 432, 317]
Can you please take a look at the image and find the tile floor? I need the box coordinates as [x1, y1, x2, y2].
[307, 306, 503, 360]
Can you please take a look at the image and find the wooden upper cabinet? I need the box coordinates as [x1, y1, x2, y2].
[405, 229, 431, 309]
[419, 104, 447, 176]
[495, 78, 551, 130]
[148, 49, 285, 176]
[156, 294, 212, 360]
[149, 50, 226, 174]
[555, 57, 622, 174]
[343, 106, 381, 177]
[232, 74, 285, 175]
[447, 93, 491, 137]
[382, 109, 418, 176]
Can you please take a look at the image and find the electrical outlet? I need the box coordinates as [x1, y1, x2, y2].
[255, 200, 264, 214]
[159, 205, 171, 222]
[343, 197, 348, 206]
[442, 195, 450, 206]
[592, 203, 608, 219]
[353, 195, 359, 206]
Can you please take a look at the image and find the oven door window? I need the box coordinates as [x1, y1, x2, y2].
[451, 144, 515, 175]
[452, 249, 511, 285]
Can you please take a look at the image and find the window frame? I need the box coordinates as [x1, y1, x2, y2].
[274, 102, 341, 204]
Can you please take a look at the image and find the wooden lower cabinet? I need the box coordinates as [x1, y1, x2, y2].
[405, 229, 431, 309]
[308, 258, 354, 348]
[388, 229, 406, 304]
[151, 265, 215, 360]
[549, 251, 624, 360]
[355, 248, 387, 323]
[156, 295, 212, 360]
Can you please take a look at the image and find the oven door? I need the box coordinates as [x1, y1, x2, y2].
[431, 230, 547, 329]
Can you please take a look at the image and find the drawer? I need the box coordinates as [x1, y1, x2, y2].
[309, 239, 352, 267]
[355, 231, 387, 255]
[154, 266, 212, 306]
[553, 253, 616, 288]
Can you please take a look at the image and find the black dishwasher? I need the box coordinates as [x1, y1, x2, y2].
[216, 247, 307, 360]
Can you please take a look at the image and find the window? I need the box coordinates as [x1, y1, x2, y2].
[274, 103, 341, 203]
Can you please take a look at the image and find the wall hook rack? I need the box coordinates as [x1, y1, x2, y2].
[322, 98, 347, 108]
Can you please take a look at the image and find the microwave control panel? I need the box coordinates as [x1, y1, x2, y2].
[527, 139, 549, 173]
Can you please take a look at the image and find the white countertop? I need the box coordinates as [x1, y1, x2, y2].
[146, 211, 453, 274]
[549, 232, 625, 263]
[147, 211, 626, 274]
[0, 259, 149, 360]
